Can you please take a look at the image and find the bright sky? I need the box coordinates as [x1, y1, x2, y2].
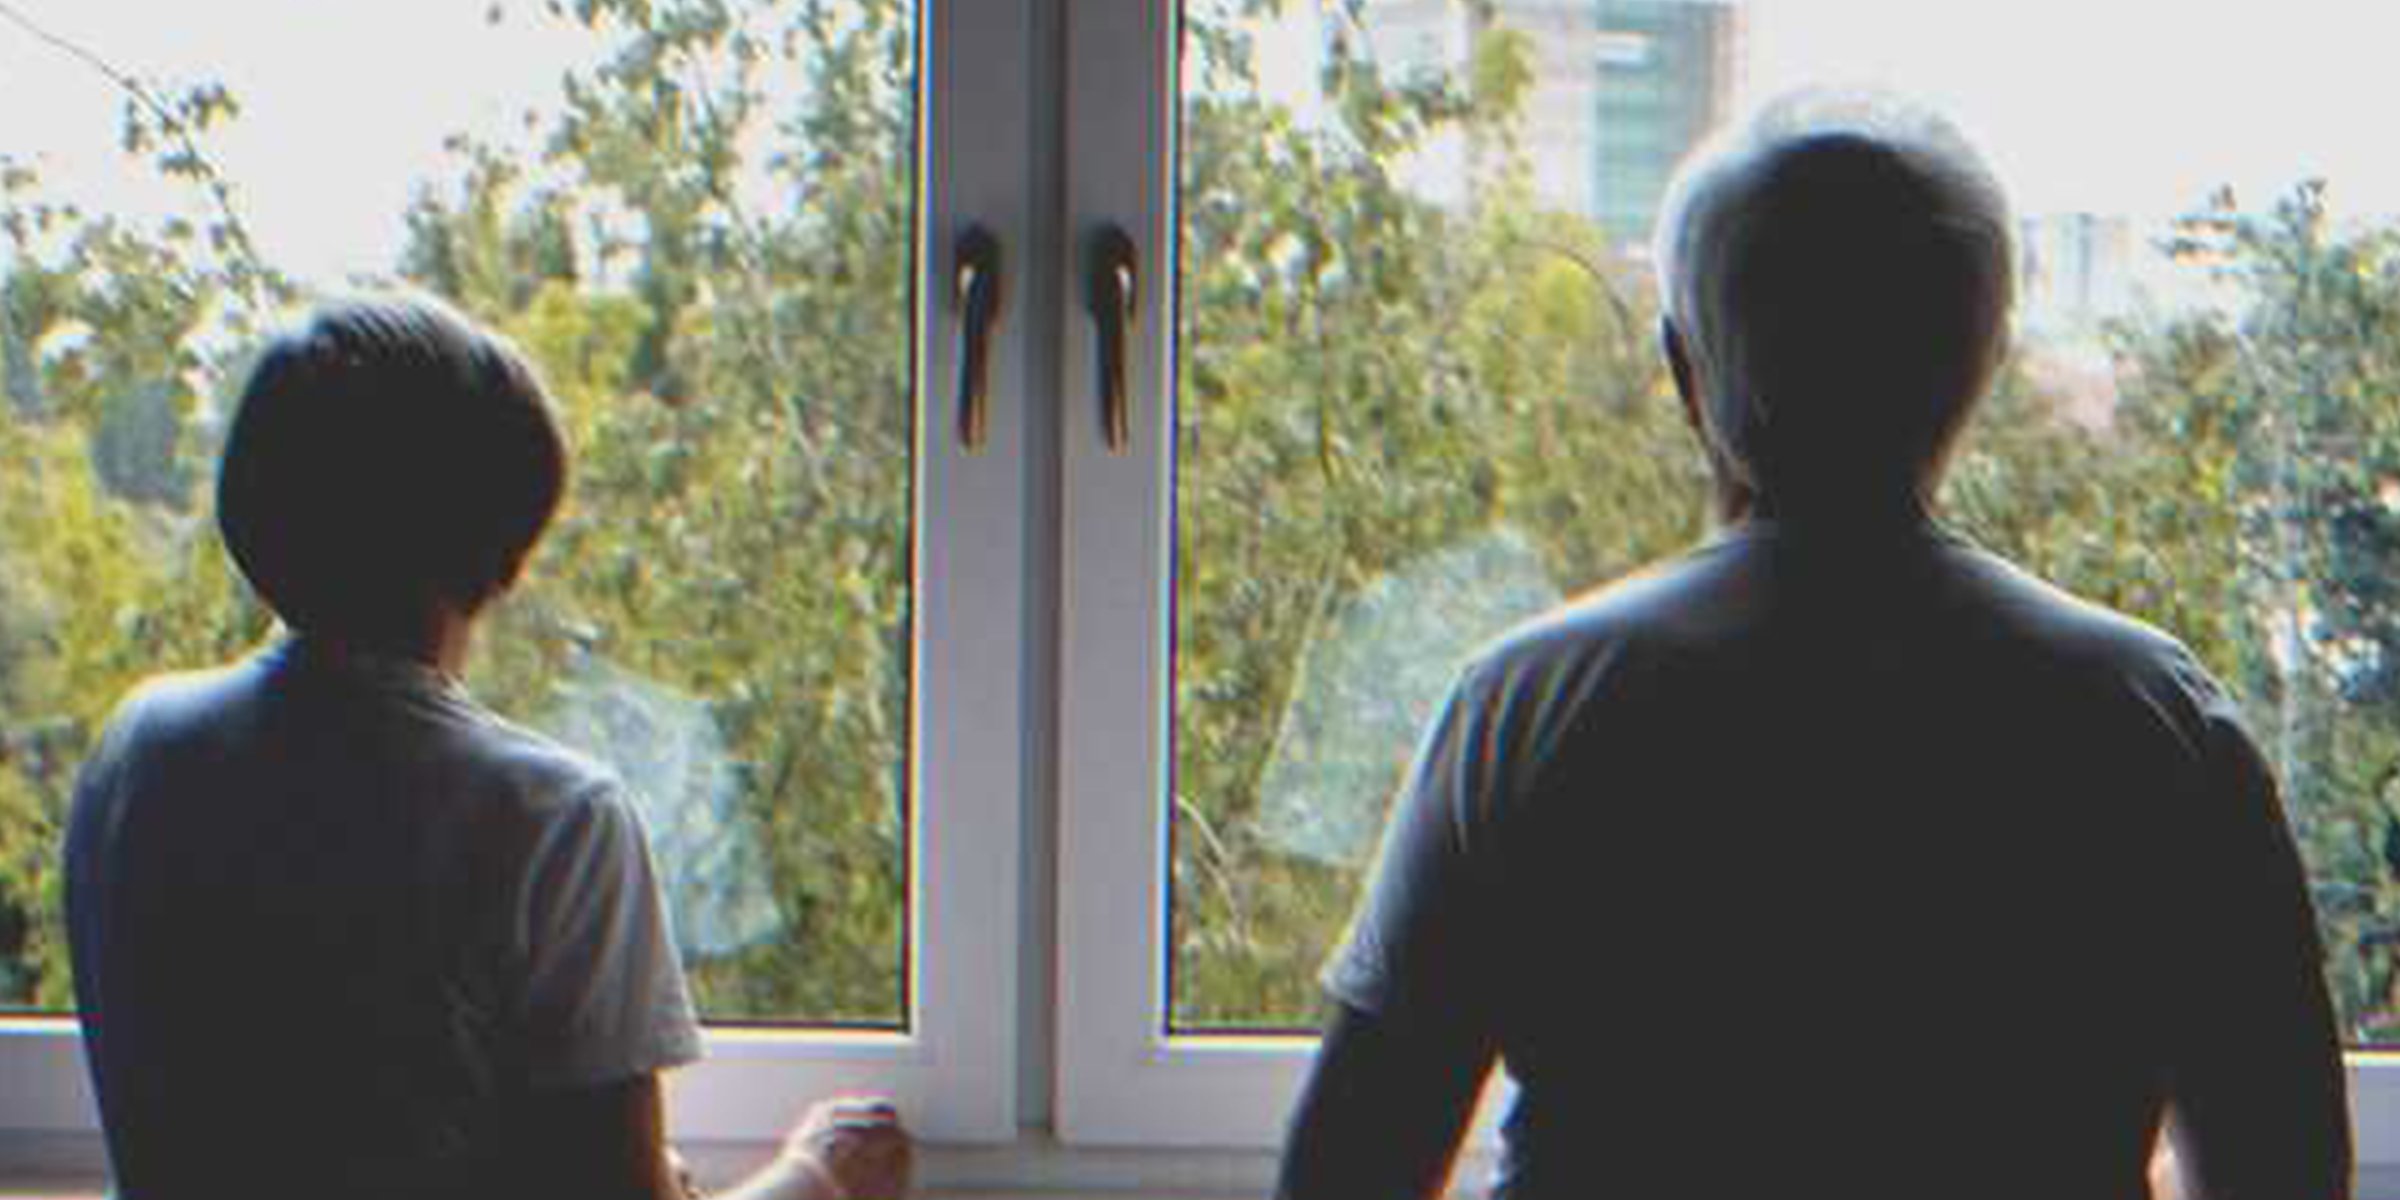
[1257, 0, 2400, 223]
[4, 0, 2400, 288]
[0, 0, 597, 285]
[1741, 0, 2400, 220]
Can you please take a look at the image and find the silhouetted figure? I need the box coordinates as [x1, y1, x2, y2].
[63, 295, 909, 1200]
[1277, 92, 2352, 1200]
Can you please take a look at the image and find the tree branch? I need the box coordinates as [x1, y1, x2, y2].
[0, 0, 275, 300]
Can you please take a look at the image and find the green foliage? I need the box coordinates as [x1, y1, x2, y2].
[0, 0, 915, 1023]
[1170, 18, 1707, 1022]
[409, 0, 918, 1022]
[2114, 186, 2400, 1038]
[0, 0, 2396, 1051]
[1167, 9, 2400, 1035]
[0, 153, 275, 1007]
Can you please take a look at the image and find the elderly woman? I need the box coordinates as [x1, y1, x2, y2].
[1276, 92, 2351, 1200]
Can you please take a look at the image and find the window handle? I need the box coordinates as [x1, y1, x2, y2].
[1085, 226, 1139, 454]
[953, 224, 1003, 453]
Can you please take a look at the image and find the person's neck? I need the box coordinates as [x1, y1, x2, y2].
[1736, 489, 1933, 535]
[426, 616, 474, 677]
[302, 609, 476, 679]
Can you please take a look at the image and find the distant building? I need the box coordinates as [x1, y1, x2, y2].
[1591, 0, 1744, 246]
[1351, 0, 1477, 207]
[2016, 212, 2139, 337]
[1355, 0, 1743, 245]
[1352, 0, 1471, 83]
[2011, 211, 2237, 424]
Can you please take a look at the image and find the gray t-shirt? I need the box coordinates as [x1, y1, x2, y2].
[65, 637, 703, 1199]
[1326, 516, 2345, 1200]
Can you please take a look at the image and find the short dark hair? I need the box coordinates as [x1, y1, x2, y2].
[217, 295, 566, 641]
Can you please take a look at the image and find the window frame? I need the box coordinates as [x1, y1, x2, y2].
[1050, 0, 1199, 1150]
[0, 0, 1031, 1149]
[6, 1, 2400, 1192]
[1047, 0, 1518, 1152]
[1044, 0, 2400, 1182]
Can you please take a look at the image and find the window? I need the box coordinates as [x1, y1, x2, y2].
[5, 0, 2400, 1190]
[0, 0, 1027, 1144]
[1058, 0, 2400, 1175]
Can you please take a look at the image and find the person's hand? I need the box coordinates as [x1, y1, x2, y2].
[779, 1095, 912, 1200]
[668, 1145, 699, 1198]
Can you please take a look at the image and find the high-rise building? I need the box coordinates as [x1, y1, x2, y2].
[1356, 0, 1743, 245]
[1591, 0, 1744, 245]
[2016, 212, 2139, 336]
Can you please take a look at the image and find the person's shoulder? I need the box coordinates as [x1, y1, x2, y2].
[95, 653, 276, 757]
[120, 652, 267, 715]
[1432, 536, 1757, 737]
[1934, 535, 2232, 739]
[1471, 532, 1758, 674]
[1938, 536, 2205, 676]
[438, 702, 629, 819]
[412, 706, 651, 888]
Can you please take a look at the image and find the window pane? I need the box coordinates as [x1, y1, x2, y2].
[0, 0, 915, 1026]
[1170, 0, 2400, 1040]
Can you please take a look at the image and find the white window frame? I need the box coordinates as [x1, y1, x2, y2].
[0, 0, 1030, 1150]
[1050, 0, 1515, 1154]
[1051, 0, 1209, 1148]
[8, 3, 2400, 1195]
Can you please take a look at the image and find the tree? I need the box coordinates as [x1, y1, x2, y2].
[2, 0, 2397, 1049]
[2103, 187, 2400, 1038]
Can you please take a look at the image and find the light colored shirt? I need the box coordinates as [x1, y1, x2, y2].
[1327, 516, 2349, 1200]
[65, 636, 703, 1199]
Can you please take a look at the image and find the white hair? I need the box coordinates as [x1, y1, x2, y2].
[1652, 89, 2015, 503]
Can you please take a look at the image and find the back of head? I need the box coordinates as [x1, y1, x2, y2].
[216, 294, 565, 643]
[1654, 90, 2014, 513]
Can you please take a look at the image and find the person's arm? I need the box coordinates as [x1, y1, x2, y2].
[509, 785, 911, 1198]
[501, 1073, 685, 1200]
[504, 1078, 913, 1200]
[713, 1096, 914, 1200]
[2166, 700, 2352, 1200]
[1278, 1002, 1494, 1200]
[1280, 663, 1511, 1199]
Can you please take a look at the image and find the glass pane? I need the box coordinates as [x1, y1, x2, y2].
[1170, 0, 2400, 1040]
[0, 0, 915, 1026]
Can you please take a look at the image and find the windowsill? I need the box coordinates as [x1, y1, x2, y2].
[0, 1130, 1377, 1200]
[11, 1132, 2400, 1200]
[0, 1130, 1287, 1200]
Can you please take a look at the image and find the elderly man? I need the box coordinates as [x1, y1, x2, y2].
[1276, 93, 2352, 1200]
